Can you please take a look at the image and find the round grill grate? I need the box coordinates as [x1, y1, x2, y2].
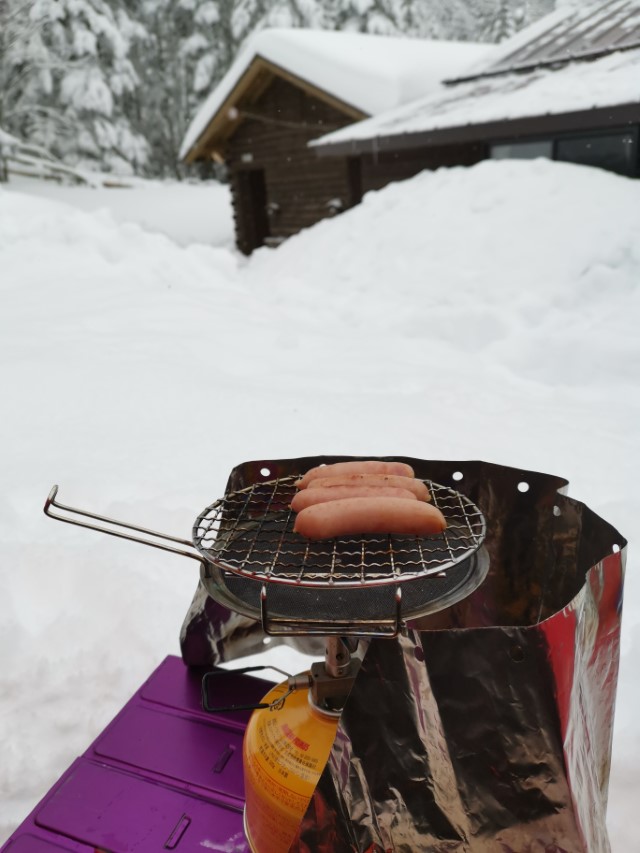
[194, 476, 486, 588]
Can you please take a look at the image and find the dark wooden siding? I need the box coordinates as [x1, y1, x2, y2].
[224, 77, 355, 254]
[360, 142, 487, 193]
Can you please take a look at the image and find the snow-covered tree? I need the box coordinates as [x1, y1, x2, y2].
[1, 0, 147, 173]
[263, 0, 555, 42]
[482, 0, 519, 42]
[0, 3, 40, 138]
[130, 0, 279, 176]
[473, 0, 555, 43]
[263, 0, 478, 40]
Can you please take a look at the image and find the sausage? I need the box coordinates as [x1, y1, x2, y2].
[297, 460, 414, 489]
[290, 485, 418, 513]
[293, 497, 446, 540]
[307, 474, 431, 502]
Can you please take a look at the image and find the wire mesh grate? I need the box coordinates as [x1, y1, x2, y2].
[193, 476, 485, 589]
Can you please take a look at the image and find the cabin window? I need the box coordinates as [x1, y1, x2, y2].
[555, 130, 638, 177]
[490, 140, 553, 160]
[490, 128, 639, 177]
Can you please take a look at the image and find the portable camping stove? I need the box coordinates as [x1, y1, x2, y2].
[45, 456, 488, 852]
[37, 456, 629, 853]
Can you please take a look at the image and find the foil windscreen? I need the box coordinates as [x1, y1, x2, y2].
[179, 457, 625, 852]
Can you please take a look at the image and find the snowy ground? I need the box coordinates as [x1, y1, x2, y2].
[6, 175, 235, 248]
[1, 161, 638, 849]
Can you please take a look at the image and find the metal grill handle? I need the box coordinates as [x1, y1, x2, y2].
[44, 485, 203, 563]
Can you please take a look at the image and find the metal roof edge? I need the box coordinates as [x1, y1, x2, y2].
[312, 102, 640, 158]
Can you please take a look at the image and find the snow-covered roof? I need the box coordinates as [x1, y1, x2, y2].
[180, 28, 491, 160]
[458, 0, 640, 80]
[313, 46, 640, 150]
[314, 2, 640, 153]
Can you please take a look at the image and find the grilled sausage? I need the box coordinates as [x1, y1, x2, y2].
[294, 497, 446, 540]
[308, 474, 430, 502]
[297, 460, 414, 489]
[290, 485, 418, 513]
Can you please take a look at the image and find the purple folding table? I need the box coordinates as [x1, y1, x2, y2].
[1, 656, 269, 853]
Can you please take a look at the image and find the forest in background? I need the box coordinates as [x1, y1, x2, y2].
[0, 0, 558, 178]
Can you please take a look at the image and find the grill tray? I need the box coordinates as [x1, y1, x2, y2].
[196, 476, 488, 635]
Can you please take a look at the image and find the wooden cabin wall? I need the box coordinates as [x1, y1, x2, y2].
[224, 78, 356, 254]
[360, 142, 487, 193]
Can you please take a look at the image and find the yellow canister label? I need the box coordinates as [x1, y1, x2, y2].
[243, 679, 339, 853]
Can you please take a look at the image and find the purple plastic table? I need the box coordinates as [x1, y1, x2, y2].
[1, 657, 270, 853]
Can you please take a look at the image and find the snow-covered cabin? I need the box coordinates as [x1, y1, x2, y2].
[180, 29, 489, 254]
[314, 1, 640, 180]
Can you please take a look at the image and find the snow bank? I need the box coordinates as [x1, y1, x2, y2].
[1, 159, 639, 849]
[246, 158, 640, 392]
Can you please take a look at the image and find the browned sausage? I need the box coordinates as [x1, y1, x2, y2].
[290, 485, 418, 513]
[308, 474, 430, 502]
[293, 497, 446, 540]
[297, 460, 414, 489]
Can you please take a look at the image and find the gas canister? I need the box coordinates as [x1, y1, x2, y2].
[242, 677, 340, 853]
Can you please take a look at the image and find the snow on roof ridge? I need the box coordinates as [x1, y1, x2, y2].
[180, 27, 491, 160]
